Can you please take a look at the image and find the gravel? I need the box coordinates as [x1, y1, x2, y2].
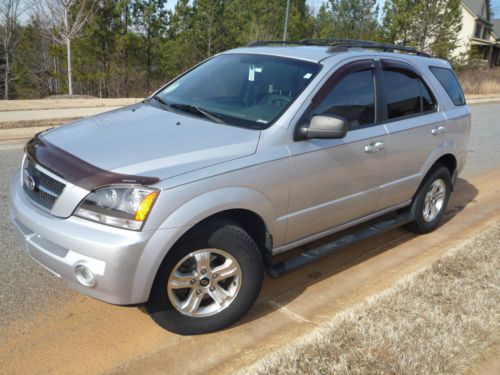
[0, 102, 499, 328]
[463, 103, 500, 178]
[0, 147, 79, 329]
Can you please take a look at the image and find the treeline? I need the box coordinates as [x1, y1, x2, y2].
[1, 0, 463, 99]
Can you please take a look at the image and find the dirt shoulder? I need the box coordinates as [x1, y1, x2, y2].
[1, 169, 499, 375]
[238, 220, 500, 375]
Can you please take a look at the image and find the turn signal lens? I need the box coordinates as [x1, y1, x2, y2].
[135, 191, 158, 221]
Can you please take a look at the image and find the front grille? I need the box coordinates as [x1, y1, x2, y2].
[23, 161, 66, 210]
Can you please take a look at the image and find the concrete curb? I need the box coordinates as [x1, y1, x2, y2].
[0, 106, 122, 124]
[0, 126, 52, 142]
[466, 97, 500, 104]
[0, 97, 499, 142]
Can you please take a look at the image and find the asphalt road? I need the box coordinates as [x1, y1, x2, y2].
[0, 102, 499, 326]
[0, 102, 499, 374]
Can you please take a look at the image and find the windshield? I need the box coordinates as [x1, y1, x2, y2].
[155, 54, 321, 129]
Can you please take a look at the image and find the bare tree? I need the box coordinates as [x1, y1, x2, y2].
[37, 0, 95, 95]
[0, 0, 23, 100]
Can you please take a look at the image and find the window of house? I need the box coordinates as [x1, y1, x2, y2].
[475, 22, 483, 38]
[482, 27, 489, 40]
[315, 69, 375, 128]
[430, 66, 466, 106]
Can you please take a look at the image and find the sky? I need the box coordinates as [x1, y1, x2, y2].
[17, 0, 500, 23]
[492, 0, 500, 17]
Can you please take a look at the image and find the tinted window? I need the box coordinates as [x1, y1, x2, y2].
[383, 69, 421, 119]
[315, 69, 375, 128]
[421, 81, 435, 112]
[430, 66, 466, 106]
[156, 54, 320, 129]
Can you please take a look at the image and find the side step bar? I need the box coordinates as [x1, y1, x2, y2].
[267, 212, 414, 278]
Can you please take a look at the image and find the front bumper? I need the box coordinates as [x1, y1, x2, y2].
[9, 170, 181, 305]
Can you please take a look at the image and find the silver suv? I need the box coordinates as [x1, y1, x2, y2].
[10, 40, 470, 334]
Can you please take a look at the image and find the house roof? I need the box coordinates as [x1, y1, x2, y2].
[462, 0, 484, 16]
[462, 0, 493, 26]
[492, 19, 500, 39]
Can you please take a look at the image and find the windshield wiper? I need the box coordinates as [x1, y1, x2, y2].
[170, 103, 225, 124]
[150, 95, 174, 111]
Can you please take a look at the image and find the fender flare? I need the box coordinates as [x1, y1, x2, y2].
[130, 187, 282, 302]
[415, 139, 458, 195]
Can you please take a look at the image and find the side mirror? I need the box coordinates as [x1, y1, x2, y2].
[298, 115, 348, 140]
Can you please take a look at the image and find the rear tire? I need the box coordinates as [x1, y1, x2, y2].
[406, 164, 452, 234]
[145, 220, 263, 335]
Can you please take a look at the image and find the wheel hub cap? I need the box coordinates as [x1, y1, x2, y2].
[167, 248, 242, 317]
[423, 178, 446, 222]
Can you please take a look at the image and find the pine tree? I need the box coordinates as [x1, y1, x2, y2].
[383, 0, 462, 59]
[314, 0, 381, 40]
[131, 0, 168, 94]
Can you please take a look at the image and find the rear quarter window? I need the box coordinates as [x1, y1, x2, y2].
[429, 66, 466, 106]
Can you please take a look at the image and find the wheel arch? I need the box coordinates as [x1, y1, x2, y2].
[132, 187, 280, 303]
[190, 209, 273, 262]
[434, 153, 457, 179]
[415, 152, 458, 199]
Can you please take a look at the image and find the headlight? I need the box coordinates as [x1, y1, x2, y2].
[75, 186, 159, 230]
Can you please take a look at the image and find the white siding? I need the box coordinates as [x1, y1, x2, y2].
[454, 6, 476, 56]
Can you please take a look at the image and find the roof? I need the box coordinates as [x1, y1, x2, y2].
[462, 0, 493, 24]
[225, 46, 333, 63]
[222, 45, 449, 69]
[492, 19, 500, 39]
[462, 0, 486, 17]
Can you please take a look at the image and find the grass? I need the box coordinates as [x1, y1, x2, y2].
[239, 221, 500, 375]
[457, 68, 500, 96]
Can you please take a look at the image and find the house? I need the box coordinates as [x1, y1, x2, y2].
[456, 0, 500, 67]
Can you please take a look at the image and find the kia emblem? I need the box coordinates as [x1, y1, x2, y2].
[23, 170, 36, 191]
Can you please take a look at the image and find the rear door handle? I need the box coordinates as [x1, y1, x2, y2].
[431, 126, 446, 135]
[364, 141, 385, 153]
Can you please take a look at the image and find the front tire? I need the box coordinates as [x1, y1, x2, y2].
[145, 220, 263, 335]
[406, 164, 452, 234]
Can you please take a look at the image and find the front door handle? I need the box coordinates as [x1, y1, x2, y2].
[431, 126, 446, 135]
[364, 141, 385, 153]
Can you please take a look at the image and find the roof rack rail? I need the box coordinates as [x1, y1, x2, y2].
[299, 38, 378, 46]
[245, 40, 301, 47]
[244, 39, 431, 58]
[327, 42, 431, 57]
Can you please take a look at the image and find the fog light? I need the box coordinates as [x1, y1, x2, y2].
[74, 264, 96, 287]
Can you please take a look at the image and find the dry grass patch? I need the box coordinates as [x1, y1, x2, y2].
[457, 68, 500, 96]
[240, 221, 500, 375]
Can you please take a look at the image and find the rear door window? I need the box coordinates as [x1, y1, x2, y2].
[429, 66, 466, 106]
[381, 61, 437, 120]
[383, 69, 421, 119]
[421, 81, 435, 112]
